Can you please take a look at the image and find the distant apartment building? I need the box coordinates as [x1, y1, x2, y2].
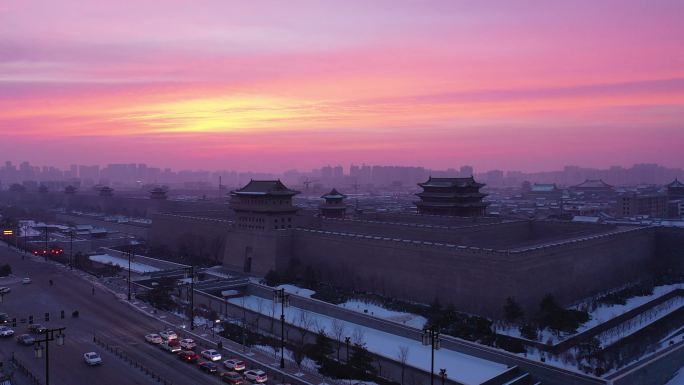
[615, 193, 668, 217]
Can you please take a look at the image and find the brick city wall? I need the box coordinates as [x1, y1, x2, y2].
[148, 212, 230, 261]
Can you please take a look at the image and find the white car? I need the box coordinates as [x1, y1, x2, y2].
[160, 340, 181, 353]
[200, 349, 222, 361]
[0, 287, 10, 294]
[0, 326, 14, 337]
[21, 278, 31, 284]
[159, 330, 177, 341]
[83, 352, 103, 366]
[145, 333, 163, 344]
[223, 358, 246, 371]
[179, 338, 196, 350]
[244, 369, 268, 383]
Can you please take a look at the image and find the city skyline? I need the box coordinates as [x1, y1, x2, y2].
[2, 0, 683, 172]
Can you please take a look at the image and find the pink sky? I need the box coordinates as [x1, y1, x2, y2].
[1, 0, 683, 172]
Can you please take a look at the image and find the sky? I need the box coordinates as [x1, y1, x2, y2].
[1, 0, 683, 173]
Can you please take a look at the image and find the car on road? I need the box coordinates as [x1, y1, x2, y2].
[0, 326, 15, 337]
[21, 278, 31, 284]
[201, 349, 222, 361]
[0, 287, 10, 294]
[83, 352, 103, 366]
[179, 350, 198, 363]
[16, 334, 35, 345]
[145, 333, 163, 344]
[28, 324, 47, 334]
[159, 330, 178, 341]
[160, 340, 181, 353]
[223, 359, 246, 372]
[0, 312, 9, 323]
[220, 371, 244, 384]
[179, 338, 196, 350]
[244, 369, 268, 383]
[198, 361, 219, 374]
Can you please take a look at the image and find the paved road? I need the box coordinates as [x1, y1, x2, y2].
[0, 243, 268, 385]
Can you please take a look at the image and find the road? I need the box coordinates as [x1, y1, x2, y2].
[0, 243, 292, 385]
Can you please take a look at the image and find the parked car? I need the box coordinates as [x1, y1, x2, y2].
[201, 349, 222, 362]
[0, 326, 15, 337]
[179, 338, 196, 350]
[28, 324, 47, 334]
[244, 369, 268, 384]
[21, 278, 31, 284]
[159, 330, 178, 341]
[16, 334, 35, 345]
[198, 361, 219, 374]
[83, 352, 103, 366]
[179, 350, 198, 363]
[223, 359, 246, 372]
[0, 312, 9, 323]
[0, 287, 10, 294]
[160, 340, 181, 353]
[145, 333, 163, 344]
[220, 371, 244, 384]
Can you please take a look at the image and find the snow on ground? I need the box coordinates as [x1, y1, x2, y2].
[276, 284, 316, 298]
[667, 367, 684, 385]
[89, 254, 160, 274]
[230, 295, 507, 385]
[339, 300, 427, 329]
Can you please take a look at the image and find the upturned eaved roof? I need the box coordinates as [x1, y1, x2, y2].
[231, 179, 300, 197]
[572, 179, 613, 189]
[531, 183, 559, 192]
[666, 178, 684, 188]
[321, 188, 347, 199]
[418, 176, 485, 189]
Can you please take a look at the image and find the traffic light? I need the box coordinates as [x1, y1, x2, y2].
[28, 315, 33, 324]
[60, 310, 65, 319]
[44, 312, 49, 322]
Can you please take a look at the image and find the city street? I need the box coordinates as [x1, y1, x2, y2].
[0, 243, 297, 385]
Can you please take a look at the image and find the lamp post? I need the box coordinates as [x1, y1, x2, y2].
[34, 327, 66, 385]
[127, 247, 132, 301]
[422, 326, 440, 385]
[439, 368, 447, 385]
[212, 319, 221, 339]
[68, 229, 74, 270]
[273, 288, 289, 368]
[345, 336, 351, 363]
[43, 225, 49, 261]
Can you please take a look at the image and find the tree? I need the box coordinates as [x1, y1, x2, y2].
[350, 343, 375, 379]
[148, 277, 177, 310]
[503, 297, 524, 324]
[397, 345, 410, 385]
[264, 270, 281, 286]
[311, 329, 334, 365]
[520, 323, 539, 341]
[331, 318, 346, 361]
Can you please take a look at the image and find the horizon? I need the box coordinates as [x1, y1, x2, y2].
[2, 1, 683, 172]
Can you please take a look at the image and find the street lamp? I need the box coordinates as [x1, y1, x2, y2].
[439, 368, 447, 385]
[273, 288, 289, 368]
[345, 336, 351, 363]
[34, 327, 66, 385]
[422, 326, 440, 385]
[212, 319, 221, 339]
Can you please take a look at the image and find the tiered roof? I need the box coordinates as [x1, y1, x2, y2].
[321, 188, 347, 200]
[572, 179, 613, 189]
[231, 180, 300, 197]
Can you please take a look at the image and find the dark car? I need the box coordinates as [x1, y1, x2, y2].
[221, 371, 244, 384]
[198, 361, 219, 374]
[179, 350, 198, 363]
[16, 334, 35, 345]
[28, 324, 47, 334]
[0, 312, 9, 323]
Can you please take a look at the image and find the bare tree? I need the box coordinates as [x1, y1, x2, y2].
[294, 311, 315, 368]
[255, 297, 264, 331]
[397, 345, 410, 385]
[331, 318, 346, 361]
[352, 327, 365, 346]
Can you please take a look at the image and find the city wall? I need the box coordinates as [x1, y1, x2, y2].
[147, 212, 230, 262]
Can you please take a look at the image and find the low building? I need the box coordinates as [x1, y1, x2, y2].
[615, 193, 668, 218]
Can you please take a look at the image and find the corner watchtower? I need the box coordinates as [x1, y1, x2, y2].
[230, 180, 300, 231]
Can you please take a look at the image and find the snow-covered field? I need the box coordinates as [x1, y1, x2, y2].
[339, 300, 427, 329]
[230, 295, 506, 385]
[276, 284, 316, 298]
[89, 254, 160, 274]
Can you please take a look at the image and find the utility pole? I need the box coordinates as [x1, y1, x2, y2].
[127, 246, 132, 301]
[274, 288, 289, 368]
[189, 265, 195, 330]
[69, 230, 74, 269]
[44, 225, 48, 261]
[33, 327, 66, 385]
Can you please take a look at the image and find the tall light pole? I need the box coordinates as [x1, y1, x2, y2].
[127, 246, 132, 301]
[273, 288, 289, 368]
[439, 368, 447, 385]
[68, 229, 74, 270]
[34, 327, 66, 385]
[345, 336, 351, 364]
[422, 326, 440, 385]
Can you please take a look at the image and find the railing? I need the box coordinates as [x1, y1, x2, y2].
[10, 354, 42, 385]
[93, 334, 174, 385]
